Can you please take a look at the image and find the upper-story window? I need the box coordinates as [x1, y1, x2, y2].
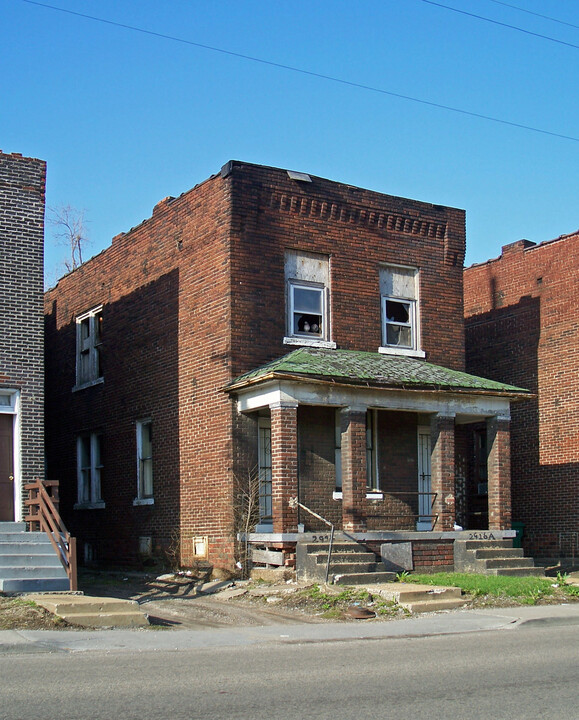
[284, 250, 336, 348]
[379, 265, 425, 358]
[75, 306, 103, 389]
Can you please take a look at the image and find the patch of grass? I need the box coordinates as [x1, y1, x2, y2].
[402, 572, 579, 605]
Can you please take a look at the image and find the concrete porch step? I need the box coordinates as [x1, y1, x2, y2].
[493, 567, 546, 577]
[311, 552, 376, 565]
[473, 548, 525, 560]
[26, 594, 149, 628]
[484, 557, 535, 569]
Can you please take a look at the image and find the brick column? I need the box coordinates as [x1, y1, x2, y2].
[430, 413, 456, 531]
[270, 401, 299, 533]
[341, 407, 367, 532]
[487, 415, 511, 530]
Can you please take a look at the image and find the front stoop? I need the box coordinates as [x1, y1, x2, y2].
[296, 536, 396, 585]
[26, 594, 149, 628]
[454, 539, 545, 577]
[0, 522, 69, 592]
[372, 583, 465, 613]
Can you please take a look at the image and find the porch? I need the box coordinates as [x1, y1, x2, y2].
[228, 348, 529, 552]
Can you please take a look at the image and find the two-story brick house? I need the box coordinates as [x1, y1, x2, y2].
[464, 232, 579, 565]
[44, 161, 528, 573]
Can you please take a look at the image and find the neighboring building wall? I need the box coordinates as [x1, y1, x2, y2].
[464, 234, 579, 560]
[0, 151, 46, 520]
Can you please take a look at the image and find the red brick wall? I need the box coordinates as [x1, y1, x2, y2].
[464, 233, 579, 558]
[227, 162, 466, 372]
[45, 174, 236, 567]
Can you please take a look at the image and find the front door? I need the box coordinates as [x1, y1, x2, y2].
[257, 418, 272, 531]
[417, 426, 431, 530]
[0, 414, 14, 521]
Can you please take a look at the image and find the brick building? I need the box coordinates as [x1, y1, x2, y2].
[44, 161, 528, 572]
[0, 151, 46, 521]
[464, 232, 579, 563]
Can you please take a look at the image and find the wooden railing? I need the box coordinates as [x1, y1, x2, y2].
[24, 479, 77, 591]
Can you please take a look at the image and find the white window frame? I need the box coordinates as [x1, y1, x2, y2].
[134, 419, 154, 505]
[379, 265, 425, 358]
[74, 305, 103, 390]
[75, 433, 104, 509]
[287, 280, 329, 341]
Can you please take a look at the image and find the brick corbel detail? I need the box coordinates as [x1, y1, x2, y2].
[487, 415, 511, 530]
[341, 407, 367, 532]
[270, 401, 299, 533]
[430, 413, 456, 531]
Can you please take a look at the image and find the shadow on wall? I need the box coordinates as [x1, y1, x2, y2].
[44, 269, 181, 566]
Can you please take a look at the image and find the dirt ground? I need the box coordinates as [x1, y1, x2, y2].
[2, 567, 578, 631]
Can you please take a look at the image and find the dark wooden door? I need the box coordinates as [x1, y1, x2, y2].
[0, 414, 14, 521]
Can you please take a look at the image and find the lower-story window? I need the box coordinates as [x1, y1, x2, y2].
[135, 420, 154, 504]
[76, 433, 104, 508]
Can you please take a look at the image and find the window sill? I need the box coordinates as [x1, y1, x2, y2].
[333, 491, 384, 501]
[74, 501, 105, 510]
[284, 336, 337, 349]
[378, 346, 426, 359]
[73, 377, 104, 393]
[133, 497, 154, 506]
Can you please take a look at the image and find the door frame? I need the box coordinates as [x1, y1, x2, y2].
[0, 390, 21, 522]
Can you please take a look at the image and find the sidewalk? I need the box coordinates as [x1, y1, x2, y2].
[1, 602, 578, 655]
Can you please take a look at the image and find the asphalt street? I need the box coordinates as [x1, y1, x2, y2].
[1, 604, 578, 720]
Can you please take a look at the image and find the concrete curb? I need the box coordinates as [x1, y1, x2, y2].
[1, 604, 578, 654]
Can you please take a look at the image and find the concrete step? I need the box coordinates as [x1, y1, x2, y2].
[396, 586, 463, 604]
[473, 548, 525, 560]
[311, 552, 376, 565]
[333, 571, 396, 585]
[493, 567, 545, 577]
[0, 533, 55, 545]
[401, 598, 466, 613]
[327, 562, 383, 575]
[461, 540, 514, 551]
[0, 553, 65, 567]
[301, 543, 365, 555]
[0, 577, 70, 592]
[0, 565, 67, 580]
[26, 594, 149, 628]
[0, 522, 27, 533]
[484, 557, 535, 569]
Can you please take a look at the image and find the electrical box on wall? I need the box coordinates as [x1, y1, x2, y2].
[193, 536, 208, 558]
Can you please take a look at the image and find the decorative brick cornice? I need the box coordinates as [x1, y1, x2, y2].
[268, 192, 447, 239]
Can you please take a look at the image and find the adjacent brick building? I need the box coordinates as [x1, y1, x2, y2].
[44, 161, 527, 571]
[464, 232, 579, 563]
[0, 151, 46, 521]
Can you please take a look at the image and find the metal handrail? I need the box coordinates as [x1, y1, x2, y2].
[289, 497, 335, 584]
[24, 478, 77, 591]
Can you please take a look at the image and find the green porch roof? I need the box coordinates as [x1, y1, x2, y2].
[227, 347, 530, 396]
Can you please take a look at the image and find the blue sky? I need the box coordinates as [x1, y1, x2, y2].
[3, 0, 578, 283]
